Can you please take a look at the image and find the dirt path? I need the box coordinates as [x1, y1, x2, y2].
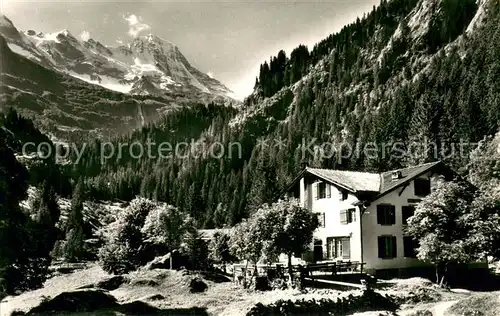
[431, 300, 458, 316]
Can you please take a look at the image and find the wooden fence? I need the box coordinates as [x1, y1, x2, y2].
[232, 261, 366, 282]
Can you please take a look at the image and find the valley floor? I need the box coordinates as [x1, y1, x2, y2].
[1, 263, 498, 316]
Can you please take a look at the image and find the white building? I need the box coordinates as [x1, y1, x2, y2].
[285, 161, 475, 276]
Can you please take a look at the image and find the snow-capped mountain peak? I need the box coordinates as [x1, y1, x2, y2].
[0, 15, 236, 103]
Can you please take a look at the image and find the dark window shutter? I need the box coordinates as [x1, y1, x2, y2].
[377, 206, 383, 224]
[340, 210, 348, 224]
[326, 184, 331, 198]
[404, 236, 417, 258]
[342, 238, 350, 259]
[341, 190, 348, 201]
[391, 236, 397, 258]
[378, 236, 385, 258]
[402, 206, 415, 225]
[390, 206, 396, 225]
[403, 237, 410, 257]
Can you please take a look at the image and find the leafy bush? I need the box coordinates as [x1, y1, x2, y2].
[252, 276, 271, 291]
[97, 198, 157, 274]
[270, 278, 287, 290]
[208, 231, 236, 267]
[98, 242, 135, 275]
[229, 198, 318, 284]
[98, 198, 195, 274]
[246, 289, 398, 316]
[401, 287, 441, 305]
[141, 204, 191, 256]
[446, 292, 500, 316]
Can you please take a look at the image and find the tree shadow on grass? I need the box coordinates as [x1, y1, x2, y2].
[24, 289, 209, 316]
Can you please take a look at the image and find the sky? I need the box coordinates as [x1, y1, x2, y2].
[1, 0, 380, 99]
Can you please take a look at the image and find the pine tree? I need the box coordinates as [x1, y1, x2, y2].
[184, 228, 210, 271]
[63, 179, 86, 262]
[35, 180, 61, 248]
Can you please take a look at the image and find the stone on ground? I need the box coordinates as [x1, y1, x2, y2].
[27, 289, 118, 314]
[189, 277, 208, 293]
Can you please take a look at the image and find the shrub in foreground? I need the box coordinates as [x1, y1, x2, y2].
[98, 198, 156, 274]
[246, 289, 398, 316]
[98, 198, 199, 274]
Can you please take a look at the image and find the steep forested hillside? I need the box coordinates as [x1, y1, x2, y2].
[0, 108, 71, 196]
[74, 0, 500, 228]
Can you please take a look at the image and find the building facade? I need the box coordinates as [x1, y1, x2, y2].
[286, 161, 466, 275]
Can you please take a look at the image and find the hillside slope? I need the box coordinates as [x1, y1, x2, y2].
[30, 0, 500, 227]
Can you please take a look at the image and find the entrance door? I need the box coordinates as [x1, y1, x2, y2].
[313, 239, 323, 262]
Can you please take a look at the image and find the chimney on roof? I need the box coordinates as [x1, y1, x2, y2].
[300, 161, 309, 170]
[391, 171, 403, 181]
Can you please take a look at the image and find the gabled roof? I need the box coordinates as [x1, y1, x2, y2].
[379, 161, 441, 194]
[306, 168, 380, 193]
[198, 228, 231, 240]
[286, 161, 445, 199]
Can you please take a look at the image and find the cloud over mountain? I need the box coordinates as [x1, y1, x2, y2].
[124, 14, 151, 37]
[79, 30, 90, 41]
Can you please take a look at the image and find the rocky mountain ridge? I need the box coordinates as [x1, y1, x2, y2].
[0, 14, 236, 103]
[0, 14, 239, 141]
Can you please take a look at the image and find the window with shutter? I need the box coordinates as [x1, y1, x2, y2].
[403, 236, 417, 258]
[342, 238, 350, 259]
[377, 205, 396, 225]
[340, 210, 348, 224]
[340, 209, 356, 224]
[313, 183, 318, 200]
[317, 213, 325, 228]
[341, 190, 348, 201]
[326, 237, 350, 259]
[318, 182, 327, 199]
[414, 178, 431, 196]
[402, 206, 415, 225]
[326, 184, 331, 198]
[378, 236, 397, 259]
[348, 208, 356, 223]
